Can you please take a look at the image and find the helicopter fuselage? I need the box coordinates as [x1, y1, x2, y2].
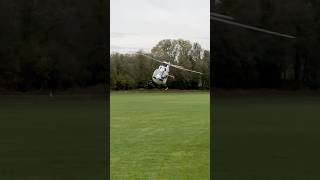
[152, 63, 169, 85]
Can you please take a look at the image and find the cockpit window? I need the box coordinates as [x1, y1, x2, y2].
[161, 63, 168, 67]
[158, 66, 164, 71]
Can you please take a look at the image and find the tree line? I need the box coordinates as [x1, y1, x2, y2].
[213, 0, 320, 90]
[1, 1, 209, 92]
[4, 0, 319, 92]
[110, 39, 210, 90]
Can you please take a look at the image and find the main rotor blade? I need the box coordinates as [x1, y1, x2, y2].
[211, 12, 234, 20]
[170, 64, 203, 74]
[211, 16, 296, 39]
[137, 53, 163, 63]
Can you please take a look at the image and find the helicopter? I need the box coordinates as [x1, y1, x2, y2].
[137, 53, 203, 90]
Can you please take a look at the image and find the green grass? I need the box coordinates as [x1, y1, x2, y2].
[0, 95, 108, 180]
[213, 96, 320, 180]
[111, 92, 210, 179]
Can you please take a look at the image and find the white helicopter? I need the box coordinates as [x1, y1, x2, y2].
[137, 53, 202, 89]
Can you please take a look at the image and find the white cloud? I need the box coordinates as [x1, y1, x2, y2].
[111, 0, 210, 53]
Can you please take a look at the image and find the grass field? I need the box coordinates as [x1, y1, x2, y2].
[3, 92, 318, 179]
[111, 92, 210, 179]
[213, 96, 320, 180]
[0, 95, 108, 180]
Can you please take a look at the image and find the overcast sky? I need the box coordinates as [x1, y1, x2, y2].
[111, 0, 210, 53]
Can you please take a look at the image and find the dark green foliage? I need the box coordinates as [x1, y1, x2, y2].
[213, 0, 320, 90]
[0, 0, 108, 92]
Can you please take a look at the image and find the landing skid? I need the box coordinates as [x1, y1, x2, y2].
[145, 81, 168, 90]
